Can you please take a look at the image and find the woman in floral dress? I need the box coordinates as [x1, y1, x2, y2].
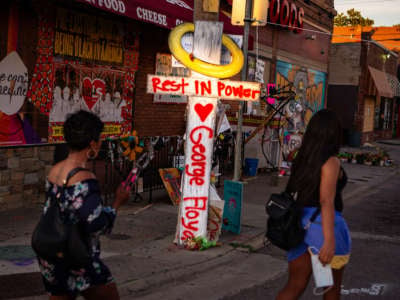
[38, 110, 129, 300]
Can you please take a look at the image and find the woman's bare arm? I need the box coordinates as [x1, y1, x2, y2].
[319, 156, 340, 264]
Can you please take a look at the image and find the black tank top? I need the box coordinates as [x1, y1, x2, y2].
[302, 167, 347, 212]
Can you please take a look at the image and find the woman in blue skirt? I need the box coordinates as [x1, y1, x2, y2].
[277, 109, 351, 300]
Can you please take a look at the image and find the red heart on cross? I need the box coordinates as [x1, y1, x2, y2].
[194, 103, 214, 122]
[82, 77, 106, 110]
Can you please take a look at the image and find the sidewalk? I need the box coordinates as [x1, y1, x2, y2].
[0, 140, 399, 299]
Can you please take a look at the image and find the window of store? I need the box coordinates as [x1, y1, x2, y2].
[375, 97, 393, 130]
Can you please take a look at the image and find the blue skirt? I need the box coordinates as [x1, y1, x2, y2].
[287, 207, 351, 264]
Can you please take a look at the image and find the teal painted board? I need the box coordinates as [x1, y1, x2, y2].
[222, 180, 243, 234]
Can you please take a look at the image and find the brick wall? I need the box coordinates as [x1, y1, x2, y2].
[133, 25, 186, 137]
[366, 42, 398, 75]
[0, 146, 54, 211]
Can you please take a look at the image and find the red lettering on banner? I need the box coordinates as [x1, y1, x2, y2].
[151, 77, 188, 93]
[181, 230, 195, 241]
[232, 85, 243, 98]
[185, 125, 214, 186]
[190, 125, 213, 143]
[217, 81, 225, 97]
[181, 217, 199, 231]
[183, 197, 208, 210]
[192, 144, 206, 161]
[186, 210, 200, 219]
[252, 89, 261, 99]
[200, 80, 212, 96]
[152, 77, 162, 92]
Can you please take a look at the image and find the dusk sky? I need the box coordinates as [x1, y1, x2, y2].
[335, 0, 400, 26]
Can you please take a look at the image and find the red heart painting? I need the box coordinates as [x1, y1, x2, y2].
[82, 77, 106, 110]
[194, 103, 214, 122]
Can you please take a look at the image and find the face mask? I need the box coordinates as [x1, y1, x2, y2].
[309, 247, 334, 294]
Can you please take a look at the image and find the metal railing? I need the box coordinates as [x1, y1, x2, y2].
[95, 136, 181, 204]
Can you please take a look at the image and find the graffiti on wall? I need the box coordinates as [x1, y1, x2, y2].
[275, 60, 326, 163]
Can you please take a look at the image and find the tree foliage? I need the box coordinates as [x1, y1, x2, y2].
[334, 9, 375, 27]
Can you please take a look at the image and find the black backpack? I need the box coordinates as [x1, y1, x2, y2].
[31, 167, 92, 267]
[265, 192, 320, 251]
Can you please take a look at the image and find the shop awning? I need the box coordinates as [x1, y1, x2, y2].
[386, 73, 400, 97]
[368, 66, 394, 98]
[76, 0, 243, 35]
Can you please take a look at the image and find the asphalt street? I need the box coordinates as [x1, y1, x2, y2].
[223, 168, 400, 300]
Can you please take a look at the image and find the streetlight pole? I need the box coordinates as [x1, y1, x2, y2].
[233, 0, 252, 181]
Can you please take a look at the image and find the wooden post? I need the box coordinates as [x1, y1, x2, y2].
[177, 1, 222, 244]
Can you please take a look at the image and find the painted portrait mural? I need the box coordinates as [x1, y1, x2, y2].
[275, 60, 326, 163]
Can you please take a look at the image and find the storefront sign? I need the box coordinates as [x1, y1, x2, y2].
[54, 8, 124, 64]
[78, 0, 193, 29]
[147, 75, 261, 101]
[268, 0, 304, 33]
[83, 0, 126, 14]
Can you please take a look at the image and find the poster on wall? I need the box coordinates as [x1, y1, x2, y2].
[275, 60, 326, 165]
[48, 64, 128, 141]
[23, 8, 139, 144]
[0, 51, 42, 146]
[153, 53, 190, 104]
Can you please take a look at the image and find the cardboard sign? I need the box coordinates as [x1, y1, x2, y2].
[159, 168, 182, 206]
[147, 75, 261, 102]
[207, 185, 224, 242]
[222, 180, 243, 234]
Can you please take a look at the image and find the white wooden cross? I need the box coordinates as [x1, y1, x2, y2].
[147, 21, 260, 245]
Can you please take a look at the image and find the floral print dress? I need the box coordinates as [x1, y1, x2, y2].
[38, 179, 116, 296]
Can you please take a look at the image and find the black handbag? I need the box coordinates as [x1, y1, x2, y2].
[265, 191, 320, 251]
[31, 167, 92, 267]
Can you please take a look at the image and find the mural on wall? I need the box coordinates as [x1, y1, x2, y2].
[25, 8, 139, 143]
[275, 60, 326, 163]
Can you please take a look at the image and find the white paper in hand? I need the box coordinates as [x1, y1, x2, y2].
[309, 247, 334, 289]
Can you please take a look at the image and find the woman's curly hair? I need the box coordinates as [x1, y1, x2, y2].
[64, 110, 104, 151]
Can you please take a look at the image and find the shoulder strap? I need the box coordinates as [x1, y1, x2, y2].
[309, 208, 320, 223]
[62, 167, 89, 188]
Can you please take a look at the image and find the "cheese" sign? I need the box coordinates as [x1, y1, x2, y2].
[147, 75, 261, 102]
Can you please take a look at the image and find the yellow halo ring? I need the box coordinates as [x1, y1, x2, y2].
[168, 23, 244, 79]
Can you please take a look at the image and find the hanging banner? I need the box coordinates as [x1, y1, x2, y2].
[147, 75, 261, 101]
[178, 97, 217, 242]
